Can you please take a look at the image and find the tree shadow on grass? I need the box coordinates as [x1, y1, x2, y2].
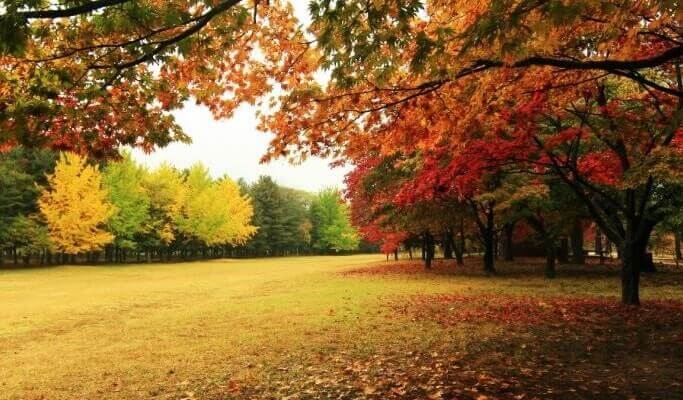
[210, 292, 683, 400]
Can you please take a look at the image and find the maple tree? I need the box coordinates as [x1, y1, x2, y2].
[0, 0, 313, 156]
[257, 0, 683, 305]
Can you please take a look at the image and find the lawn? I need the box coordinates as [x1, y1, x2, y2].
[1, 255, 682, 399]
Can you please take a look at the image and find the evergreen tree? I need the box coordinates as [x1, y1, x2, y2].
[0, 147, 56, 264]
[248, 176, 288, 256]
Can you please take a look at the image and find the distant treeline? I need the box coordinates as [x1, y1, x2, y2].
[0, 147, 372, 266]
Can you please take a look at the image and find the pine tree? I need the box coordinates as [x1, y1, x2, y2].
[248, 176, 287, 256]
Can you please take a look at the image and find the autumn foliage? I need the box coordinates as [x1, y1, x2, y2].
[254, 0, 683, 305]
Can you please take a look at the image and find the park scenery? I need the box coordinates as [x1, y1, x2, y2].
[1, 0, 683, 399]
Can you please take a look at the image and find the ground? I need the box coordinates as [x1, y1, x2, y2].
[1, 255, 682, 400]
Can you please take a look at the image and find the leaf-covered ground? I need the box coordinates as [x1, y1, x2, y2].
[1, 255, 682, 399]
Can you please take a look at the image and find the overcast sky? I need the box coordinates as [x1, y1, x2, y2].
[132, 1, 347, 193]
[131, 104, 347, 192]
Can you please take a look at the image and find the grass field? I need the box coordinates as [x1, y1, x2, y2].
[1, 255, 683, 400]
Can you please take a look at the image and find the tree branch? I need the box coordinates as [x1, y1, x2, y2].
[19, 0, 131, 19]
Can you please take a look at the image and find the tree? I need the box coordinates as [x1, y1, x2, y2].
[0, 147, 56, 264]
[247, 176, 284, 255]
[3, 215, 51, 265]
[103, 152, 151, 250]
[246, 176, 312, 256]
[140, 163, 187, 251]
[1, 0, 312, 156]
[0, 147, 56, 218]
[38, 152, 115, 255]
[214, 177, 257, 246]
[177, 164, 256, 247]
[258, 1, 682, 305]
[310, 188, 359, 252]
[503, 178, 578, 278]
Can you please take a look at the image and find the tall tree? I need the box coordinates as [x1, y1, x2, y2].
[310, 188, 359, 252]
[177, 164, 256, 247]
[1, 0, 312, 155]
[103, 152, 151, 250]
[246, 176, 287, 256]
[246, 176, 312, 256]
[38, 152, 115, 255]
[140, 163, 187, 250]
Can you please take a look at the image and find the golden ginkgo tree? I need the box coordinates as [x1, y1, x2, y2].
[38, 152, 116, 255]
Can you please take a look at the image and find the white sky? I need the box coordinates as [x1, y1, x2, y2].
[132, 1, 348, 193]
[131, 104, 347, 192]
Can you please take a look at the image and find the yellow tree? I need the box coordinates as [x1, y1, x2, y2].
[38, 152, 115, 255]
[141, 163, 187, 247]
[215, 177, 257, 246]
[178, 165, 256, 247]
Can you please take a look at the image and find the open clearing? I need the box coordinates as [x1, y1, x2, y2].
[1, 255, 682, 399]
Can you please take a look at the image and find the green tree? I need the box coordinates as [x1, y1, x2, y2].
[4, 215, 51, 265]
[0, 147, 56, 264]
[0, 147, 56, 219]
[247, 176, 288, 256]
[103, 153, 151, 250]
[310, 188, 359, 252]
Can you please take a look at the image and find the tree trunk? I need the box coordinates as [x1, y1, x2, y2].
[675, 231, 682, 261]
[621, 242, 643, 305]
[570, 218, 585, 264]
[545, 241, 556, 279]
[455, 219, 465, 265]
[424, 232, 435, 269]
[502, 222, 514, 261]
[483, 230, 495, 274]
[443, 230, 454, 259]
[494, 232, 499, 260]
[393, 248, 398, 261]
[557, 237, 569, 263]
[453, 238, 464, 265]
[482, 208, 496, 275]
[595, 227, 604, 263]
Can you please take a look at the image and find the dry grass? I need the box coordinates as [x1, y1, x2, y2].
[1, 255, 682, 399]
